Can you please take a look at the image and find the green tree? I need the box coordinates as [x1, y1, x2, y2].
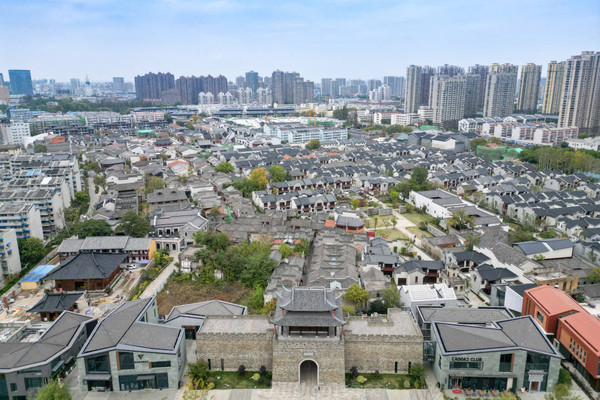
[72, 219, 113, 238]
[116, 210, 150, 238]
[279, 243, 292, 258]
[508, 226, 537, 245]
[488, 136, 502, 145]
[268, 165, 287, 182]
[465, 234, 481, 251]
[33, 143, 48, 153]
[381, 286, 403, 308]
[73, 191, 90, 210]
[93, 174, 106, 189]
[144, 176, 165, 194]
[215, 162, 235, 174]
[448, 210, 475, 230]
[18, 238, 48, 267]
[369, 299, 387, 314]
[247, 286, 264, 311]
[232, 178, 261, 198]
[31, 379, 71, 400]
[411, 166, 428, 187]
[587, 267, 600, 284]
[194, 231, 230, 253]
[164, 113, 173, 123]
[470, 137, 487, 151]
[544, 384, 581, 400]
[557, 368, 572, 387]
[249, 168, 268, 190]
[185, 121, 195, 130]
[293, 238, 310, 255]
[306, 139, 321, 150]
[187, 360, 209, 383]
[344, 284, 370, 309]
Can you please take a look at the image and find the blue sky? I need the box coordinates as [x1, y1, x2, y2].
[1, 0, 599, 82]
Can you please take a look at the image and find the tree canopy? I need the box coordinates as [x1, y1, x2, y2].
[519, 146, 600, 173]
[587, 267, 600, 284]
[392, 166, 432, 199]
[18, 237, 48, 268]
[249, 168, 268, 190]
[306, 139, 321, 150]
[144, 176, 165, 195]
[31, 379, 71, 400]
[116, 211, 150, 238]
[72, 219, 113, 238]
[268, 165, 287, 182]
[343, 283, 370, 308]
[215, 162, 235, 174]
[448, 210, 475, 230]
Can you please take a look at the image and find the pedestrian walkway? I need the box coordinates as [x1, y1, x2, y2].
[139, 251, 179, 299]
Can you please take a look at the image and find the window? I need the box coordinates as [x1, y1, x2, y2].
[10, 383, 17, 392]
[51, 357, 62, 370]
[118, 352, 134, 370]
[25, 377, 43, 390]
[86, 355, 109, 373]
[536, 311, 544, 323]
[450, 361, 483, 370]
[499, 354, 513, 372]
[150, 361, 171, 368]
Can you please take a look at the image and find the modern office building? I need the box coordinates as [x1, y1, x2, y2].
[405, 65, 422, 113]
[558, 51, 600, 134]
[77, 297, 186, 393]
[0, 312, 96, 400]
[517, 64, 542, 114]
[430, 74, 467, 125]
[483, 64, 518, 118]
[8, 70, 33, 96]
[542, 61, 565, 115]
[432, 316, 562, 392]
[134, 72, 175, 102]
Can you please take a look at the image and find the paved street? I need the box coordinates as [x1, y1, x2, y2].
[139, 251, 180, 299]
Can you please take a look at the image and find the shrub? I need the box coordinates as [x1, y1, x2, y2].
[558, 368, 572, 387]
[252, 373, 260, 382]
[266, 380, 272, 387]
[374, 370, 380, 378]
[238, 365, 246, 376]
[258, 377, 264, 384]
[187, 361, 209, 382]
[259, 365, 267, 376]
[404, 379, 411, 388]
[357, 375, 367, 384]
[350, 366, 359, 379]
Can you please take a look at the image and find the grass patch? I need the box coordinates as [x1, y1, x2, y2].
[407, 226, 432, 239]
[401, 212, 434, 226]
[374, 229, 407, 241]
[156, 275, 253, 315]
[345, 373, 421, 389]
[207, 371, 272, 389]
[365, 215, 396, 229]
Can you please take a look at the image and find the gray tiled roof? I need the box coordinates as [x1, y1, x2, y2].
[47, 253, 127, 281]
[29, 292, 83, 314]
[81, 297, 181, 355]
[418, 306, 512, 324]
[0, 312, 92, 371]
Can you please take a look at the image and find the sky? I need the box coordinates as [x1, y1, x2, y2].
[1, 0, 599, 83]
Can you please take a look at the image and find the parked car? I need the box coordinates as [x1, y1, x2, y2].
[126, 264, 138, 271]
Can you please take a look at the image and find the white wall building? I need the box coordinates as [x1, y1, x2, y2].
[263, 123, 347, 144]
[1, 121, 31, 145]
[566, 137, 600, 151]
[399, 283, 457, 315]
[0, 229, 21, 281]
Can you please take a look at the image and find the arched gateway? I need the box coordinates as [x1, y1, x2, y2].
[299, 359, 319, 386]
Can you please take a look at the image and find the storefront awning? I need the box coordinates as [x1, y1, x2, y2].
[84, 373, 112, 381]
[136, 374, 155, 381]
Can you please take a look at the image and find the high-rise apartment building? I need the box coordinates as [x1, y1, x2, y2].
[420, 66, 435, 106]
[438, 64, 465, 76]
[383, 76, 405, 97]
[134, 72, 175, 102]
[367, 79, 382, 91]
[0, 74, 9, 104]
[464, 73, 482, 118]
[272, 71, 311, 104]
[558, 51, 600, 134]
[430, 74, 467, 125]
[245, 71, 259, 93]
[468, 65, 489, 111]
[112, 77, 125, 93]
[483, 64, 518, 117]
[405, 65, 422, 113]
[321, 78, 332, 97]
[542, 61, 565, 115]
[173, 75, 228, 104]
[8, 70, 33, 96]
[517, 63, 541, 113]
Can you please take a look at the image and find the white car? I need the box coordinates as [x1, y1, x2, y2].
[126, 264, 138, 271]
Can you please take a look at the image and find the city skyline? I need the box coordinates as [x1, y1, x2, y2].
[1, 0, 599, 82]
